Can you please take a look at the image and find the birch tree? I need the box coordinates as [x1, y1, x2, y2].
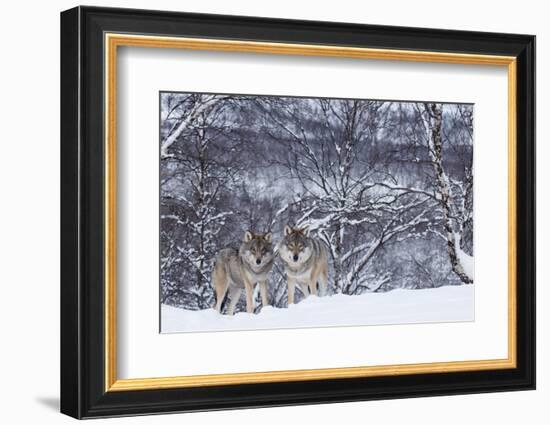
[421, 103, 473, 284]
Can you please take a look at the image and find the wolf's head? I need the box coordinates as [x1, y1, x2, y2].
[280, 225, 313, 265]
[240, 231, 274, 270]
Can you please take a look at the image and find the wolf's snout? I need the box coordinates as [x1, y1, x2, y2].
[256, 258, 261, 265]
[293, 254, 299, 262]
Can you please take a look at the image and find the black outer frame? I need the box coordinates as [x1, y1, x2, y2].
[60, 5, 535, 419]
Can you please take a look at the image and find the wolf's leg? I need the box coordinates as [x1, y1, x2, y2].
[299, 282, 310, 297]
[215, 286, 228, 313]
[244, 280, 255, 313]
[308, 272, 318, 296]
[213, 267, 229, 313]
[287, 277, 296, 305]
[319, 261, 329, 296]
[260, 281, 269, 307]
[227, 287, 242, 315]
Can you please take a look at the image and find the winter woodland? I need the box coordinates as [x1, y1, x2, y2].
[160, 92, 474, 317]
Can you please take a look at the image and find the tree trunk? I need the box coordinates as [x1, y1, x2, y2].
[425, 103, 473, 284]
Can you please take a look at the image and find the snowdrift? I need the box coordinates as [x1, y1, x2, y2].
[161, 285, 474, 333]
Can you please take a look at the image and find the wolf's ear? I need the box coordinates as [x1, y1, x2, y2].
[301, 226, 310, 236]
[264, 232, 272, 243]
[244, 231, 253, 242]
[284, 225, 292, 236]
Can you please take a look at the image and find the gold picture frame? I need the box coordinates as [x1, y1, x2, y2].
[104, 34, 517, 392]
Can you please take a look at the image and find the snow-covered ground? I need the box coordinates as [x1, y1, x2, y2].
[161, 285, 474, 333]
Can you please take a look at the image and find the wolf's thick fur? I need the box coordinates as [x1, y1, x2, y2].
[212, 231, 274, 314]
[279, 225, 329, 305]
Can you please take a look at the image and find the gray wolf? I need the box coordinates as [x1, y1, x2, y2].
[279, 225, 329, 305]
[212, 231, 274, 315]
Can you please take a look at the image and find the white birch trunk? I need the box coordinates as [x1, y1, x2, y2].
[424, 103, 473, 284]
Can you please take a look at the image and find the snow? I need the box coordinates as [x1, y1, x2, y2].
[161, 285, 474, 333]
[457, 248, 474, 281]
[454, 232, 474, 281]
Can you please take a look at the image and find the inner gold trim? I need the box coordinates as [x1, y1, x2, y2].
[104, 33, 518, 392]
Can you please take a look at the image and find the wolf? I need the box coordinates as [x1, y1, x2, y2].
[212, 231, 274, 315]
[279, 225, 329, 305]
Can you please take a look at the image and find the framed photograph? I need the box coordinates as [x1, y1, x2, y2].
[60, 6, 535, 419]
